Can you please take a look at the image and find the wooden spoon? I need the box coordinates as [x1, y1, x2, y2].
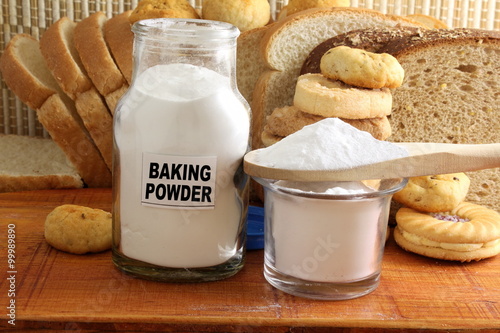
[243, 142, 500, 181]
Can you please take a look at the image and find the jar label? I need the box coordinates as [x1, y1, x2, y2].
[141, 152, 217, 209]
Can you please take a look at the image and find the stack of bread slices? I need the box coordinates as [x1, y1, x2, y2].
[0, 11, 135, 190]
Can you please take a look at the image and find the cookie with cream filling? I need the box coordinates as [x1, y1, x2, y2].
[394, 202, 500, 262]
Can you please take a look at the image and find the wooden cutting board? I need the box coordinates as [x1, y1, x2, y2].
[0, 188, 499, 332]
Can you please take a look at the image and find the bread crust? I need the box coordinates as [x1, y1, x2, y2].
[300, 26, 423, 75]
[379, 28, 500, 56]
[0, 175, 83, 193]
[74, 88, 113, 169]
[103, 10, 134, 85]
[0, 134, 83, 192]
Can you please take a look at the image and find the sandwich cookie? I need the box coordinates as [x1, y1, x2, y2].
[394, 202, 500, 262]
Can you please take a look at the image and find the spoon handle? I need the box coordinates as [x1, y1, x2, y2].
[373, 142, 500, 180]
[243, 143, 500, 182]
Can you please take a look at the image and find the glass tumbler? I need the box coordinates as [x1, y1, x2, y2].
[256, 178, 407, 300]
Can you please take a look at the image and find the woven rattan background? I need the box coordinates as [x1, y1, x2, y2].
[0, 0, 498, 136]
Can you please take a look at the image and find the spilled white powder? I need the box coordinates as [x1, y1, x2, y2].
[257, 118, 408, 170]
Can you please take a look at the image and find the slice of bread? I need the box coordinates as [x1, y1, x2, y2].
[0, 134, 83, 192]
[40, 17, 113, 170]
[103, 10, 134, 85]
[74, 11, 129, 113]
[236, 23, 274, 106]
[384, 29, 500, 211]
[0, 34, 59, 110]
[301, 27, 500, 211]
[0, 34, 112, 188]
[250, 7, 424, 148]
[39, 17, 93, 99]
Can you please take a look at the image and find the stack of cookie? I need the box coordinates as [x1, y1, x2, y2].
[261, 46, 404, 147]
[393, 173, 500, 262]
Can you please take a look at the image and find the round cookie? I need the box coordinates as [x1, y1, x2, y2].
[45, 204, 112, 254]
[261, 125, 283, 147]
[320, 46, 404, 89]
[293, 73, 392, 119]
[266, 105, 324, 137]
[266, 105, 392, 140]
[129, 0, 200, 24]
[202, 0, 270, 32]
[393, 173, 470, 213]
[394, 202, 500, 262]
[343, 116, 392, 141]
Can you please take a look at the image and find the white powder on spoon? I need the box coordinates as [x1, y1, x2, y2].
[257, 118, 408, 170]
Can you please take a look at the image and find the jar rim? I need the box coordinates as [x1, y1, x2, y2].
[132, 18, 240, 40]
[255, 177, 408, 200]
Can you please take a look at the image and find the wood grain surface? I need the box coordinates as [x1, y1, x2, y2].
[0, 188, 499, 332]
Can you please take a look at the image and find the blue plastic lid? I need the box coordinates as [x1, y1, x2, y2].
[246, 205, 264, 250]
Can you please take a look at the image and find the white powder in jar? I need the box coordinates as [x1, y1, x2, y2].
[274, 180, 374, 194]
[268, 186, 385, 283]
[257, 118, 408, 170]
[114, 63, 250, 268]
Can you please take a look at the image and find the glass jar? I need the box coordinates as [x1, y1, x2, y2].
[112, 19, 251, 282]
[255, 177, 407, 300]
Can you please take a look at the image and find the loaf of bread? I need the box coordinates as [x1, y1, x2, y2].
[0, 34, 112, 188]
[0, 135, 83, 192]
[301, 27, 500, 211]
[247, 7, 424, 149]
